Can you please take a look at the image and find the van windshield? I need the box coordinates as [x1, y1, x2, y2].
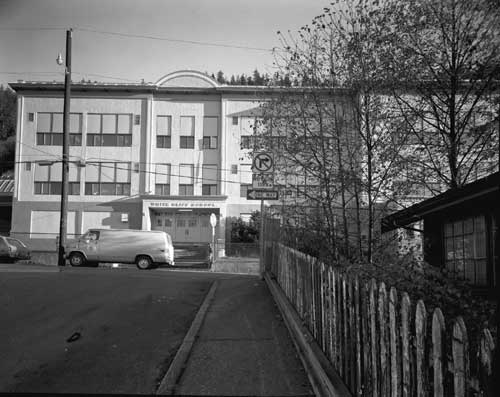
[82, 231, 99, 241]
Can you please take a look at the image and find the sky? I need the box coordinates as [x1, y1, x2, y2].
[0, 0, 328, 87]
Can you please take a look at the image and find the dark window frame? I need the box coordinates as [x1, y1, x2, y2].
[180, 136, 195, 149]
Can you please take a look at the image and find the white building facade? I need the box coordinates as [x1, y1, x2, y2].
[9, 70, 268, 251]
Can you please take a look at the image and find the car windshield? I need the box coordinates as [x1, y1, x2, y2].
[6, 238, 26, 249]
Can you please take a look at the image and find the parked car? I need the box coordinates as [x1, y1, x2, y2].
[65, 228, 175, 269]
[0, 236, 31, 262]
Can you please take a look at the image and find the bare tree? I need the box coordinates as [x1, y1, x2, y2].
[384, 0, 500, 188]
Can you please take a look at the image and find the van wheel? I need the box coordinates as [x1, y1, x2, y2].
[136, 255, 152, 270]
[69, 252, 86, 267]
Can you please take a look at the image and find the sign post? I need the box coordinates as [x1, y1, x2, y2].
[210, 213, 217, 266]
[252, 152, 274, 279]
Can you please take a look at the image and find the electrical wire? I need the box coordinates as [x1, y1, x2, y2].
[73, 27, 276, 52]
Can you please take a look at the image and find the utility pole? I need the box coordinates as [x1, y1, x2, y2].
[259, 199, 265, 278]
[58, 28, 72, 267]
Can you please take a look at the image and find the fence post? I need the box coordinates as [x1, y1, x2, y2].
[379, 282, 389, 396]
[415, 300, 428, 397]
[361, 282, 372, 395]
[354, 277, 362, 395]
[369, 278, 379, 397]
[479, 328, 495, 396]
[401, 292, 411, 397]
[431, 308, 445, 397]
[452, 317, 469, 397]
[343, 275, 350, 385]
[389, 287, 400, 397]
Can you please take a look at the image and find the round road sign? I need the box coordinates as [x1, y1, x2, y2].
[253, 153, 273, 172]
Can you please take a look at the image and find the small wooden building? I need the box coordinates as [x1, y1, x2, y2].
[382, 172, 499, 290]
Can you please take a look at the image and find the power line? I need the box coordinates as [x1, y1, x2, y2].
[0, 26, 278, 52]
[73, 27, 276, 52]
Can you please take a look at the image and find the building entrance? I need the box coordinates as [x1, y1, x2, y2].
[151, 210, 215, 243]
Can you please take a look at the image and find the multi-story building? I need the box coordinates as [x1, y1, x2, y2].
[9, 70, 273, 252]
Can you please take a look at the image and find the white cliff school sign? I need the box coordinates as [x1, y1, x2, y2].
[148, 201, 218, 208]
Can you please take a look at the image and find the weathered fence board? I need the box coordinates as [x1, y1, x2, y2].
[389, 287, 400, 397]
[266, 242, 495, 397]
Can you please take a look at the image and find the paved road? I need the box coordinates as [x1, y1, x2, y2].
[0, 267, 218, 394]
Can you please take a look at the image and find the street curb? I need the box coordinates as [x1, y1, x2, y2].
[264, 272, 352, 397]
[156, 280, 219, 395]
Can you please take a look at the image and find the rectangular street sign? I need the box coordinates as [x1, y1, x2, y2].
[252, 173, 274, 189]
[246, 189, 279, 200]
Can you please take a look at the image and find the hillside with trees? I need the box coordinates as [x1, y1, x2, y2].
[0, 85, 16, 177]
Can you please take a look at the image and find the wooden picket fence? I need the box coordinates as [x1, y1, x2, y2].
[265, 242, 496, 396]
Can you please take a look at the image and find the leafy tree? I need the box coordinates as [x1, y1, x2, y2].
[0, 86, 16, 176]
[216, 70, 225, 84]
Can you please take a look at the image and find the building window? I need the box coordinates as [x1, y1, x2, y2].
[232, 116, 238, 125]
[202, 184, 217, 195]
[240, 184, 251, 198]
[202, 136, 218, 149]
[34, 162, 80, 195]
[155, 184, 170, 196]
[240, 135, 253, 149]
[156, 115, 172, 148]
[84, 162, 131, 196]
[179, 163, 194, 196]
[444, 215, 487, 285]
[25, 162, 31, 171]
[202, 116, 218, 149]
[28, 113, 34, 122]
[180, 136, 195, 148]
[179, 184, 194, 196]
[86, 114, 132, 147]
[36, 112, 82, 146]
[180, 116, 195, 148]
[202, 164, 217, 196]
[157, 136, 171, 148]
[155, 163, 170, 195]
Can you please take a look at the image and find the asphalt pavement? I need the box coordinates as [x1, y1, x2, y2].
[0, 264, 313, 396]
[0, 267, 216, 394]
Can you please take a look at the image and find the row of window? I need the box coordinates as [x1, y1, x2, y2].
[34, 112, 221, 149]
[33, 182, 219, 196]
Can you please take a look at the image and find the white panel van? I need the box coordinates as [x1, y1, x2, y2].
[65, 229, 174, 269]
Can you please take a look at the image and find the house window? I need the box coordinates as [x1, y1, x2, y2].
[86, 114, 132, 147]
[84, 162, 131, 196]
[36, 112, 82, 146]
[232, 116, 238, 125]
[444, 215, 487, 285]
[180, 116, 195, 149]
[155, 163, 170, 196]
[34, 162, 80, 195]
[156, 115, 172, 148]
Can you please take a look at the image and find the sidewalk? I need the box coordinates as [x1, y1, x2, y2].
[158, 276, 314, 396]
